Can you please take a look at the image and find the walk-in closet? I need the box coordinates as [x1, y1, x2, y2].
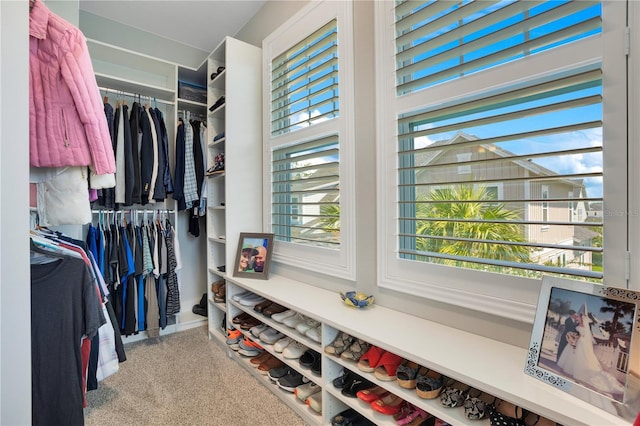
[1, 1, 640, 425]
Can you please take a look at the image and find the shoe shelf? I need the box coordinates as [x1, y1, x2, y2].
[206, 172, 226, 180]
[207, 103, 225, 119]
[227, 346, 323, 425]
[209, 70, 226, 91]
[207, 137, 225, 149]
[223, 274, 628, 426]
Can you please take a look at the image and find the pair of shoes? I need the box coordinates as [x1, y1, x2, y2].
[249, 351, 272, 367]
[299, 349, 321, 375]
[232, 311, 251, 325]
[325, 332, 354, 356]
[330, 408, 375, 426]
[253, 299, 273, 313]
[238, 292, 266, 307]
[267, 365, 292, 382]
[191, 293, 207, 317]
[206, 152, 225, 175]
[487, 399, 524, 426]
[238, 336, 264, 357]
[249, 323, 268, 338]
[226, 328, 242, 350]
[393, 402, 430, 425]
[306, 391, 322, 413]
[396, 360, 421, 389]
[305, 325, 321, 343]
[259, 327, 285, 344]
[416, 367, 444, 399]
[294, 381, 321, 402]
[277, 370, 309, 392]
[210, 65, 225, 81]
[257, 355, 284, 375]
[340, 339, 371, 362]
[282, 312, 306, 328]
[370, 393, 405, 415]
[213, 131, 225, 141]
[440, 380, 471, 408]
[463, 389, 496, 420]
[341, 371, 375, 398]
[213, 282, 225, 303]
[263, 303, 288, 318]
[356, 385, 389, 402]
[357, 346, 403, 381]
[273, 336, 293, 353]
[208, 95, 225, 111]
[239, 316, 262, 331]
[296, 317, 320, 334]
[272, 309, 296, 323]
[283, 341, 308, 359]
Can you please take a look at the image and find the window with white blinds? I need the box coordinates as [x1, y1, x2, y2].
[397, 68, 603, 280]
[272, 136, 340, 247]
[271, 19, 339, 136]
[376, 0, 627, 318]
[263, 1, 355, 280]
[395, 0, 602, 95]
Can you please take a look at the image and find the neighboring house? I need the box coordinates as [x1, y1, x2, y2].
[273, 163, 340, 246]
[414, 131, 597, 271]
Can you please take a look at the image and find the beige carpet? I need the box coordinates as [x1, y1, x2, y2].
[84, 326, 308, 426]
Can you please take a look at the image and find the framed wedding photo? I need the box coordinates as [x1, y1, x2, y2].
[233, 233, 274, 280]
[525, 276, 639, 420]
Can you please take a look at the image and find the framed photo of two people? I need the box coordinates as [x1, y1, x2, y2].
[525, 276, 639, 421]
[233, 233, 274, 280]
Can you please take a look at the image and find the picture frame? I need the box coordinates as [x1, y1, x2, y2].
[232, 232, 274, 280]
[525, 276, 640, 420]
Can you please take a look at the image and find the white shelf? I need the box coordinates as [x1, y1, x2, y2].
[209, 70, 226, 90]
[95, 72, 175, 102]
[225, 274, 630, 426]
[208, 137, 226, 148]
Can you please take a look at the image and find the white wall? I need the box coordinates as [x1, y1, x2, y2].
[0, 1, 31, 424]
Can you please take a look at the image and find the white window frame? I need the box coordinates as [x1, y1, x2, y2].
[375, 1, 629, 322]
[263, 0, 356, 280]
[541, 185, 550, 230]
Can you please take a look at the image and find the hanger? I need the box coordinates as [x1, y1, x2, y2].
[103, 88, 109, 104]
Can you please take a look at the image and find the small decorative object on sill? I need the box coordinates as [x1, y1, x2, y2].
[340, 291, 374, 308]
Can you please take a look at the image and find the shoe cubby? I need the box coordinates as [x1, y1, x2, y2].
[204, 36, 262, 355]
[219, 274, 626, 426]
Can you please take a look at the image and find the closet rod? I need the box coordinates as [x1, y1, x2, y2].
[98, 86, 175, 106]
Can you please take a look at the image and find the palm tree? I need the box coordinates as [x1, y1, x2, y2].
[415, 185, 530, 265]
[319, 203, 340, 232]
[599, 299, 635, 345]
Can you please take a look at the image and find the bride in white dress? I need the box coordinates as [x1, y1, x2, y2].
[557, 305, 625, 396]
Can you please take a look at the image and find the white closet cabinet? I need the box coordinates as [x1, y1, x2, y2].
[218, 275, 629, 426]
[205, 37, 263, 342]
[85, 39, 207, 341]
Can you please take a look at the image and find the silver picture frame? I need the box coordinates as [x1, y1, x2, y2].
[525, 276, 640, 421]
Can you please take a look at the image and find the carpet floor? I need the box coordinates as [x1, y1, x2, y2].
[84, 326, 308, 426]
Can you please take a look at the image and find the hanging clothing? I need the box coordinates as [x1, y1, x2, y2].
[173, 119, 187, 211]
[129, 102, 143, 205]
[114, 106, 126, 204]
[165, 223, 180, 315]
[122, 103, 135, 206]
[31, 250, 105, 426]
[182, 120, 199, 208]
[29, 0, 115, 176]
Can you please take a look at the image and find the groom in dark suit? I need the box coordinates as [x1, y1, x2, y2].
[557, 310, 579, 362]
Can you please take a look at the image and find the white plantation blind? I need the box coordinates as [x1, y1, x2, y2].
[272, 136, 340, 247]
[394, 0, 601, 95]
[271, 19, 339, 136]
[397, 67, 604, 279]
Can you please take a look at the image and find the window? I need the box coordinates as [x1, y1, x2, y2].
[377, 1, 627, 320]
[263, 1, 356, 279]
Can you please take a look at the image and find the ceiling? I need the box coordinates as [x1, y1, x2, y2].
[78, 0, 267, 54]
